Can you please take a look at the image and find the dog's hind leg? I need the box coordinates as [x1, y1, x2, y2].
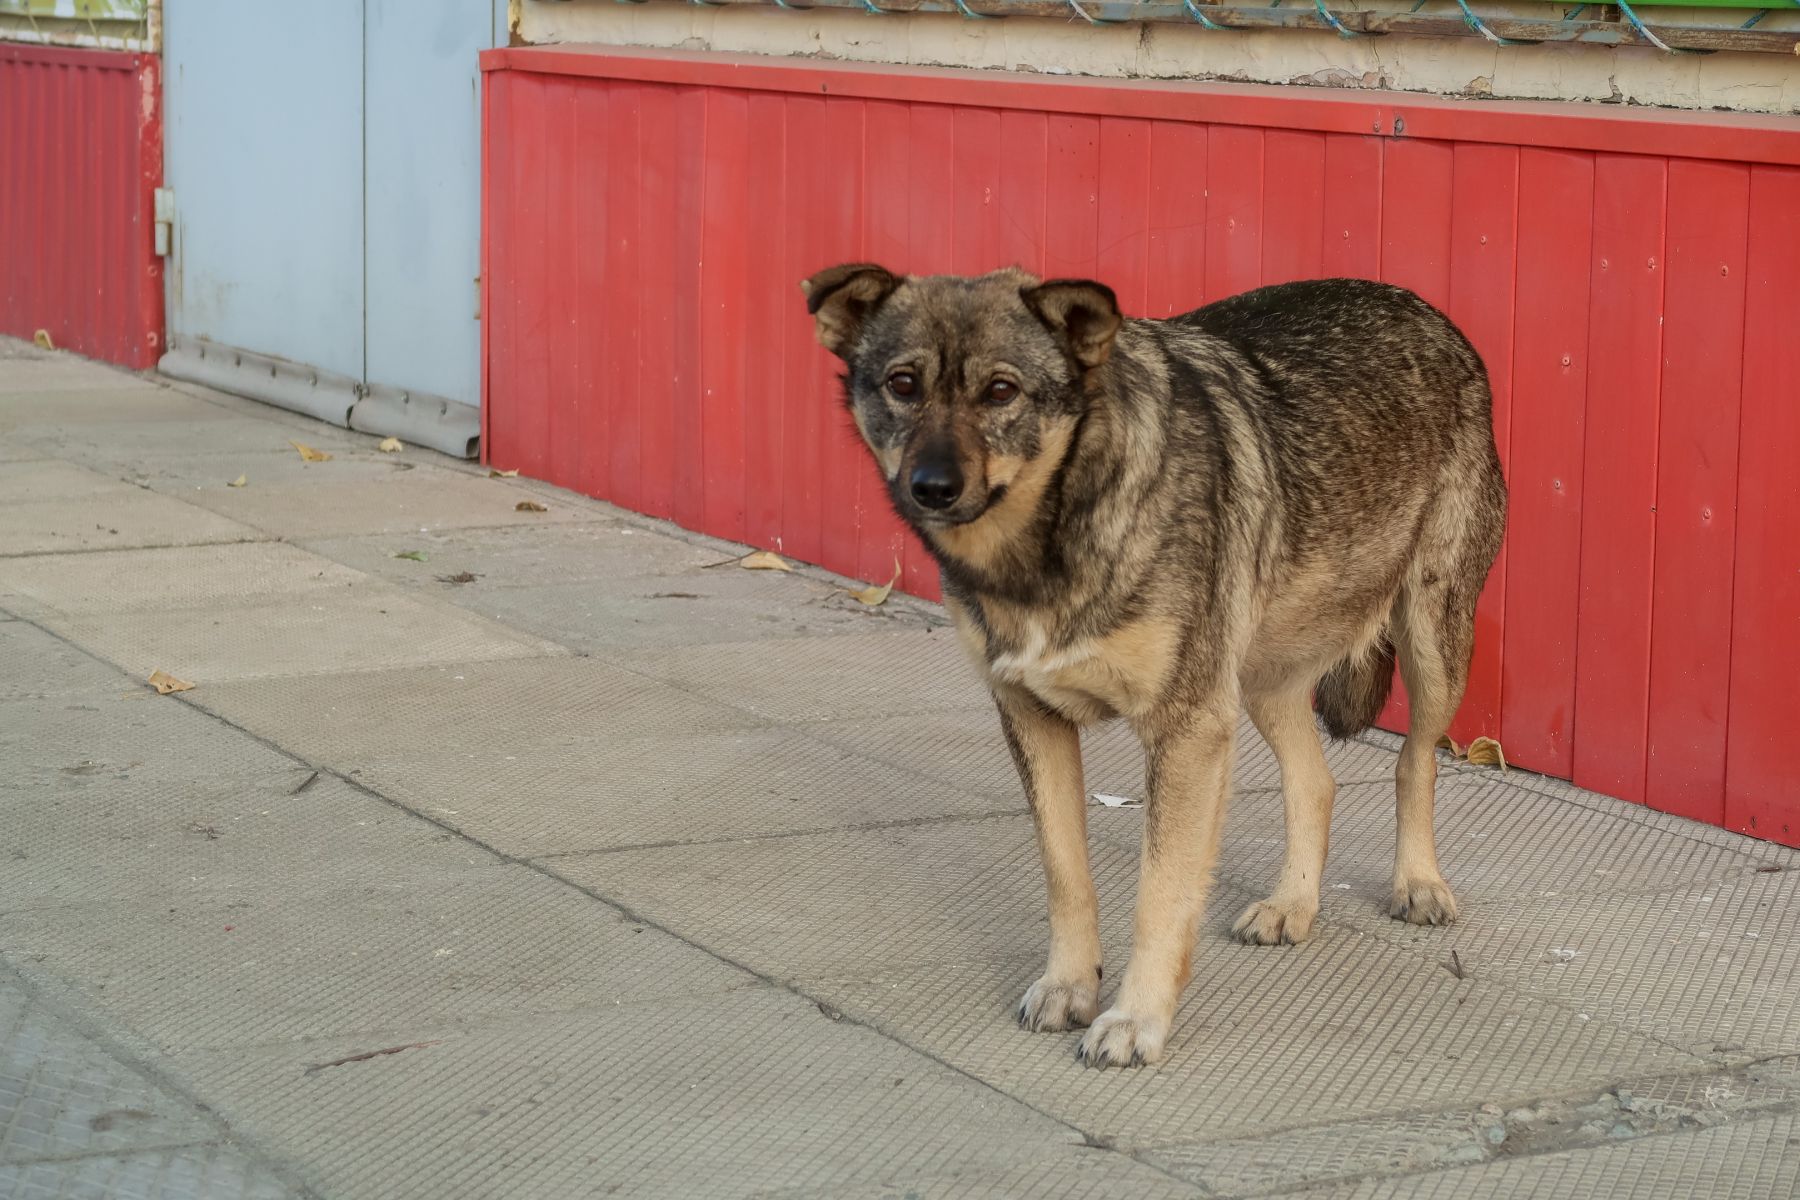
[1232, 680, 1335, 945]
[997, 686, 1103, 1033]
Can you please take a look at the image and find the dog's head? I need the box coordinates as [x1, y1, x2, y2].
[801, 264, 1121, 540]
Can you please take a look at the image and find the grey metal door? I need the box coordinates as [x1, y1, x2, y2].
[160, 0, 499, 456]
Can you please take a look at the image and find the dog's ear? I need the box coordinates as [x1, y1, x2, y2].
[1021, 279, 1122, 370]
[800, 263, 900, 360]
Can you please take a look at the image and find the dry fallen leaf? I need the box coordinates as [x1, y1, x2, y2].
[515, 500, 548, 513]
[739, 550, 793, 572]
[1465, 736, 1508, 771]
[848, 559, 902, 607]
[227, 474, 247, 488]
[148, 669, 194, 695]
[488, 468, 519, 478]
[394, 550, 428, 562]
[436, 571, 480, 585]
[378, 436, 404, 453]
[1436, 734, 1465, 758]
[33, 329, 55, 351]
[290, 440, 332, 463]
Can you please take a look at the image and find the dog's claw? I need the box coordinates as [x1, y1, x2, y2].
[1075, 1007, 1167, 1069]
[1017, 974, 1099, 1034]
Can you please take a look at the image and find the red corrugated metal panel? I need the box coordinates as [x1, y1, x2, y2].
[482, 48, 1800, 848]
[0, 44, 162, 369]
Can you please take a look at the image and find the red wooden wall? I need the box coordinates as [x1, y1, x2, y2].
[482, 47, 1800, 849]
[0, 44, 164, 369]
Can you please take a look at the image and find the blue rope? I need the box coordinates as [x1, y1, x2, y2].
[1451, 0, 1534, 44]
[1312, 0, 1367, 37]
[1614, 0, 1702, 54]
[1066, 0, 1119, 23]
[953, 0, 991, 17]
[1182, 0, 1234, 30]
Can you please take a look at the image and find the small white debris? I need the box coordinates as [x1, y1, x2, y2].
[1544, 947, 1578, 964]
[1091, 793, 1141, 808]
[1578, 1013, 1592, 1022]
[1332, 883, 1352, 891]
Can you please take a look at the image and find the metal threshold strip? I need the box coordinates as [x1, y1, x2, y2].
[688, 0, 1800, 56]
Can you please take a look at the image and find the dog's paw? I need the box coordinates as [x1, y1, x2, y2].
[1231, 897, 1316, 945]
[1074, 1007, 1168, 1069]
[1390, 874, 1458, 926]
[1016, 974, 1100, 1033]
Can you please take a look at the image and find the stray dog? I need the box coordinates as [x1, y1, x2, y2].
[802, 266, 1506, 1068]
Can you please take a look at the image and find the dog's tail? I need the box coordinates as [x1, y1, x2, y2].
[1314, 634, 1397, 740]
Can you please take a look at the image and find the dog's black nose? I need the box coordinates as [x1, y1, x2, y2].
[909, 461, 963, 511]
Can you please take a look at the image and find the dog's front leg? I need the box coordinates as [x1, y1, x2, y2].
[996, 685, 1102, 1033]
[1078, 705, 1234, 1068]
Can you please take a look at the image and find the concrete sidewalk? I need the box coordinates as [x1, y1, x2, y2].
[2, 336, 1797, 1200]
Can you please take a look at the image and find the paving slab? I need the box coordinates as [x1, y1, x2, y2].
[1315, 1109, 1800, 1199]
[192, 656, 763, 766]
[0, 864, 746, 1055]
[164, 991, 1169, 1200]
[0, 772, 498, 912]
[301, 522, 739, 589]
[0, 493, 260, 557]
[0, 619, 133, 700]
[615, 628, 995, 722]
[357, 726, 1012, 858]
[170, 474, 589, 540]
[0, 459, 153, 503]
[0, 543, 369, 617]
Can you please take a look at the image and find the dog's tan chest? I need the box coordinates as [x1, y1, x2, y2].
[981, 614, 1178, 724]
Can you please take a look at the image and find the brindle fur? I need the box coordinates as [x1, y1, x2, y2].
[803, 265, 1507, 1069]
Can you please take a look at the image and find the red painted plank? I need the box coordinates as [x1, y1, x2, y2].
[670, 86, 710, 533]
[1502, 148, 1593, 777]
[1260, 130, 1326, 285]
[700, 88, 749, 543]
[1572, 153, 1666, 806]
[1444, 142, 1518, 751]
[571, 80, 611, 500]
[1096, 117, 1151, 315]
[1145, 121, 1206, 319]
[1374, 138, 1455, 735]
[1645, 159, 1751, 826]
[818, 98, 870, 581]
[741, 91, 788, 552]
[602, 82, 645, 510]
[1044, 114, 1101, 280]
[544, 82, 583, 495]
[1204, 125, 1263, 300]
[1724, 165, 1800, 849]
[952, 106, 1004, 275]
[1320, 134, 1381, 282]
[487, 46, 1800, 171]
[859, 98, 918, 590]
[635, 84, 681, 521]
[997, 109, 1048, 276]
[503, 72, 551, 480]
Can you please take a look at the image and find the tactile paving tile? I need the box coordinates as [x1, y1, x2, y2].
[0, 693, 296, 794]
[0, 771, 501, 912]
[1323, 870, 1800, 1058]
[1317, 1109, 1799, 1200]
[0, 494, 260, 557]
[173, 473, 589, 540]
[166, 989, 1125, 1200]
[14, 417, 354, 466]
[130, 448, 423, 494]
[1144, 1109, 1490, 1195]
[303, 521, 748, 590]
[0, 983, 215, 1164]
[615, 628, 995, 722]
[0, 620, 129, 701]
[0, 865, 748, 1054]
[551, 815, 1151, 981]
[359, 726, 1013, 859]
[453, 573, 929, 654]
[45, 589, 562, 684]
[194, 656, 762, 766]
[0, 542, 369, 617]
[0, 1149, 298, 1200]
[761, 1153, 1205, 1199]
[0, 356, 161, 393]
[0, 460, 146, 503]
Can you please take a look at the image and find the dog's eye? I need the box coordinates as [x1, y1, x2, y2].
[888, 372, 918, 398]
[986, 380, 1019, 404]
